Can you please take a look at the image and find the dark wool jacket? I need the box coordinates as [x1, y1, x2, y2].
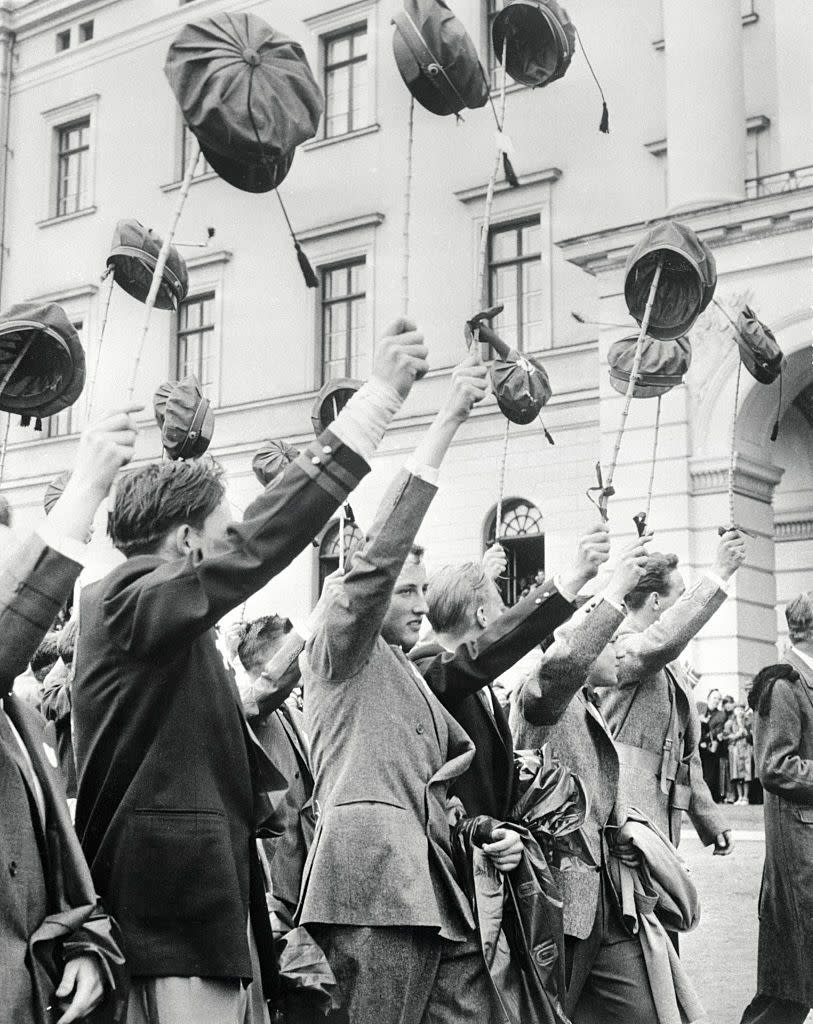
[72, 431, 368, 986]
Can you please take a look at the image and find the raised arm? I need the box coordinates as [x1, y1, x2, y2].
[104, 324, 429, 657]
[615, 530, 745, 686]
[308, 354, 489, 680]
[515, 537, 650, 726]
[416, 524, 619, 704]
[0, 408, 138, 688]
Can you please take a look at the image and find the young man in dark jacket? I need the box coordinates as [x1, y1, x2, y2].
[71, 322, 428, 1023]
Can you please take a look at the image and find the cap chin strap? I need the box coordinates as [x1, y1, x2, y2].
[392, 8, 468, 113]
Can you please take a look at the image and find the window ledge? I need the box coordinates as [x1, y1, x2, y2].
[160, 170, 219, 193]
[652, 13, 757, 50]
[303, 123, 380, 152]
[37, 206, 97, 229]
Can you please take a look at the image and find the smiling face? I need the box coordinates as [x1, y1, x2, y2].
[382, 557, 429, 652]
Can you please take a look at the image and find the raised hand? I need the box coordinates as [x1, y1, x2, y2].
[605, 534, 653, 606]
[558, 522, 612, 596]
[373, 319, 430, 400]
[46, 406, 142, 543]
[713, 529, 746, 581]
[483, 543, 508, 582]
[443, 353, 489, 423]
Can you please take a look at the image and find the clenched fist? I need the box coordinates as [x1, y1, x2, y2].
[373, 319, 430, 400]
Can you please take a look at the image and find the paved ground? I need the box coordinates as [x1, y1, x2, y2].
[680, 804, 812, 1024]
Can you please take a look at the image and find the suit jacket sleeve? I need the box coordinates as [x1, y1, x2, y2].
[0, 535, 81, 687]
[417, 581, 576, 708]
[758, 678, 813, 804]
[515, 598, 625, 726]
[307, 469, 437, 680]
[242, 631, 306, 719]
[104, 429, 369, 657]
[615, 576, 726, 688]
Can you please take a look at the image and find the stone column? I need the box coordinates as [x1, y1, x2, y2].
[663, 0, 746, 213]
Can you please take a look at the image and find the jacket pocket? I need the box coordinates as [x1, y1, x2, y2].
[333, 797, 408, 810]
[793, 806, 813, 824]
[113, 809, 241, 928]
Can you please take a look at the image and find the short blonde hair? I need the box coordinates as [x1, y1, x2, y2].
[786, 592, 813, 645]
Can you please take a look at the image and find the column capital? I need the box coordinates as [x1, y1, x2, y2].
[689, 454, 784, 502]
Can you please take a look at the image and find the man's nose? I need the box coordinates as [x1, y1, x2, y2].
[414, 598, 429, 615]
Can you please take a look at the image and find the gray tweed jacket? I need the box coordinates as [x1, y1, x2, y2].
[597, 575, 727, 846]
[298, 470, 476, 941]
[510, 596, 625, 939]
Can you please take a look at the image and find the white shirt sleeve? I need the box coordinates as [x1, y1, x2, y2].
[36, 525, 87, 567]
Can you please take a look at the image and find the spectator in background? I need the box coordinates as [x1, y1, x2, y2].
[698, 687, 723, 801]
[0, 493, 15, 560]
[40, 618, 79, 799]
[719, 694, 736, 802]
[725, 704, 752, 805]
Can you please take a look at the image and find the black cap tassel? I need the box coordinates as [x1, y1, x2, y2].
[295, 240, 319, 289]
[502, 152, 520, 188]
[770, 369, 782, 442]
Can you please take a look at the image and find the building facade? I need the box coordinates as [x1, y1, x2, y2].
[0, 0, 810, 697]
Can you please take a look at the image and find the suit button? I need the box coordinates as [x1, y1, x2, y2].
[322, 445, 333, 455]
[294, 772, 300, 779]
[311, 456, 321, 466]
[535, 598, 542, 606]
[8, 861, 17, 877]
[416, 724, 425, 735]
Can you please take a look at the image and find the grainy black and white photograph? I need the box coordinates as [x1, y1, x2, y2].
[0, 0, 810, 1021]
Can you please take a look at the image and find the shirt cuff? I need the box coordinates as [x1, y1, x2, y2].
[704, 571, 730, 594]
[553, 574, 578, 604]
[405, 458, 440, 487]
[36, 525, 87, 567]
[603, 594, 626, 614]
[330, 377, 403, 463]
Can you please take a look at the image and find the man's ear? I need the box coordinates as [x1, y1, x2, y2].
[475, 605, 488, 630]
[175, 523, 194, 556]
[650, 591, 660, 612]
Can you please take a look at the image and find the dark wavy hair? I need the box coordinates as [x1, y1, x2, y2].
[237, 615, 294, 677]
[624, 552, 680, 611]
[108, 459, 226, 557]
[786, 592, 813, 645]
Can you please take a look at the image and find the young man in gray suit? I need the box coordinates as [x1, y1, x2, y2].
[298, 354, 513, 1023]
[599, 531, 746, 852]
[511, 538, 653, 1023]
[0, 407, 138, 1024]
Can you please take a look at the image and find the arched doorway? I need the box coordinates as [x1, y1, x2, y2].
[484, 498, 545, 605]
[317, 519, 365, 593]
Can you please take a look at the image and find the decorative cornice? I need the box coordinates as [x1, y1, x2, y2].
[454, 167, 562, 205]
[297, 212, 385, 244]
[644, 115, 770, 158]
[26, 280, 98, 302]
[185, 248, 233, 270]
[557, 186, 813, 275]
[689, 455, 784, 502]
[775, 515, 813, 543]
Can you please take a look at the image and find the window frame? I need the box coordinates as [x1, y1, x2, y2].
[487, 216, 544, 354]
[174, 290, 218, 397]
[322, 22, 369, 140]
[55, 117, 92, 219]
[319, 256, 367, 385]
[41, 95, 100, 224]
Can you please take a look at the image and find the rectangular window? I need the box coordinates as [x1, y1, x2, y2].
[323, 25, 368, 138]
[181, 122, 212, 180]
[56, 118, 91, 218]
[78, 20, 94, 43]
[176, 293, 216, 393]
[488, 218, 544, 352]
[56, 29, 71, 52]
[320, 259, 366, 384]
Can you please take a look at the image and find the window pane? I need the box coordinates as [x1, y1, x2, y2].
[321, 260, 366, 384]
[521, 222, 541, 255]
[351, 28, 368, 58]
[490, 227, 519, 263]
[351, 62, 368, 130]
[326, 35, 350, 65]
[326, 65, 350, 137]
